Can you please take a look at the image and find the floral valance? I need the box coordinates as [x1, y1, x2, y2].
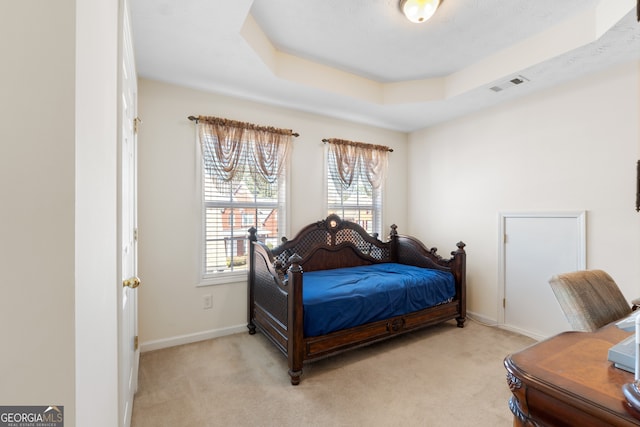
[325, 138, 390, 191]
[197, 115, 295, 185]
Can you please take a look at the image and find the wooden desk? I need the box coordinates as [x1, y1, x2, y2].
[504, 325, 640, 426]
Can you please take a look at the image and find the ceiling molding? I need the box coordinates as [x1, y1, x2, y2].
[241, 1, 634, 105]
[132, 0, 640, 131]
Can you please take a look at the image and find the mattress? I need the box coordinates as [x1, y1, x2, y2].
[302, 263, 455, 337]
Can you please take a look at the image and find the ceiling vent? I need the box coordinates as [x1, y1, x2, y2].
[489, 75, 530, 92]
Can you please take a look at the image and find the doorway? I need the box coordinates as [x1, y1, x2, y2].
[499, 212, 586, 340]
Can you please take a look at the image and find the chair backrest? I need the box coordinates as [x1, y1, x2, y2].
[549, 269, 631, 332]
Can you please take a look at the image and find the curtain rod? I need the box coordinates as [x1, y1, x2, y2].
[188, 116, 299, 137]
[322, 138, 394, 152]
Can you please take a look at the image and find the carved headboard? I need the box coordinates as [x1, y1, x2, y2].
[257, 214, 393, 273]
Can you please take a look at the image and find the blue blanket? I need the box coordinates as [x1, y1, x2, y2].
[302, 263, 455, 337]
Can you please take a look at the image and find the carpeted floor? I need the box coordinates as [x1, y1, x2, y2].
[131, 319, 535, 426]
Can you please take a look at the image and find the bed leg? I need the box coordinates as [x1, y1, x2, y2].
[456, 316, 466, 328]
[247, 323, 256, 335]
[288, 369, 302, 386]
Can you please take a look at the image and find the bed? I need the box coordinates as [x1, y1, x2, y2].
[247, 214, 466, 385]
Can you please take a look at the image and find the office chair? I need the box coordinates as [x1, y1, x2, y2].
[549, 269, 636, 332]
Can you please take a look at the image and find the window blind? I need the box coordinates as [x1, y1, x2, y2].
[327, 147, 382, 235]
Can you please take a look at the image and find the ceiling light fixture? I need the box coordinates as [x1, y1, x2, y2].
[400, 0, 441, 24]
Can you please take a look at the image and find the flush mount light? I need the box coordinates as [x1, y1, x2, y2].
[400, 0, 441, 23]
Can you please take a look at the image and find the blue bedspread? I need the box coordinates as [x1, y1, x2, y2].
[302, 263, 455, 337]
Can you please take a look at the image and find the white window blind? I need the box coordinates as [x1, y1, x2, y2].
[203, 166, 283, 275]
[326, 140, 387, 236]
[197, 116, 291, 279]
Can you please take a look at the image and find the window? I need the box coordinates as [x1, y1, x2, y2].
[203, 169, 283, 275]
[198, 116, 292, 282]
[326, 139, 389, 236]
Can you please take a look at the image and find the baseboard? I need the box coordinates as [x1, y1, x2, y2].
[466, 310, 498, 326]
[139, 313, 541, 352]
[140, 324, 247, 352]
[466, 311, 543, 340]
[498, 324, 546, 341]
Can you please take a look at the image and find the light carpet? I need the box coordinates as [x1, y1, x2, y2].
[131, 319, 535, 426]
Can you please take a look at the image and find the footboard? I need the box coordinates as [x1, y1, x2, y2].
[248, 215, 466, 385]
[392, 229, 466, 327]
[247, 236, 290, 355]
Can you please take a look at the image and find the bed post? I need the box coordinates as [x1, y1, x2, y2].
[388, 224, 398, 261]
[287, 254, 304, 385]
[452, 241, 466, 328]
[247, 227, 257, 335]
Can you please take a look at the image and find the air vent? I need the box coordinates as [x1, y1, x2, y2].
[489, 75, 530, 93]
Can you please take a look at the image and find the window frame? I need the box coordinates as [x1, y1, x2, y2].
[196, 130, 290, 287]
[324, 144, 383, 237]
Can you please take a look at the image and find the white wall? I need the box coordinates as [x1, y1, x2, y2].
[75, 0, 120, 426]
[0, 1, 76, 423]
[0, 2, 122, 426]
[137, 79, 408, 348]
[137, 56, 639, 350]
[407, 61, 640, 323]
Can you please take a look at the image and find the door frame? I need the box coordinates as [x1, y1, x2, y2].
[497, 211, 586, 336]
[118, 0, 139, 425]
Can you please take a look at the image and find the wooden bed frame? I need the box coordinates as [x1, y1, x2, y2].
[247, 214, 466, 385]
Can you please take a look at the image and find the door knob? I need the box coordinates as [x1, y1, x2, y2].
[123, 276, 141, 288]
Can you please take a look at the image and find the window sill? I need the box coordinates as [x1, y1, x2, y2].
[197, 271, 248, 287]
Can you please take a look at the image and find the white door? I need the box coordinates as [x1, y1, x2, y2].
[500, 212, 586, 340]
[119, 2, 139, 426]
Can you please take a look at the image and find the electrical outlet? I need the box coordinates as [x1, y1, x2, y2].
[203, 294, 212, 310]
